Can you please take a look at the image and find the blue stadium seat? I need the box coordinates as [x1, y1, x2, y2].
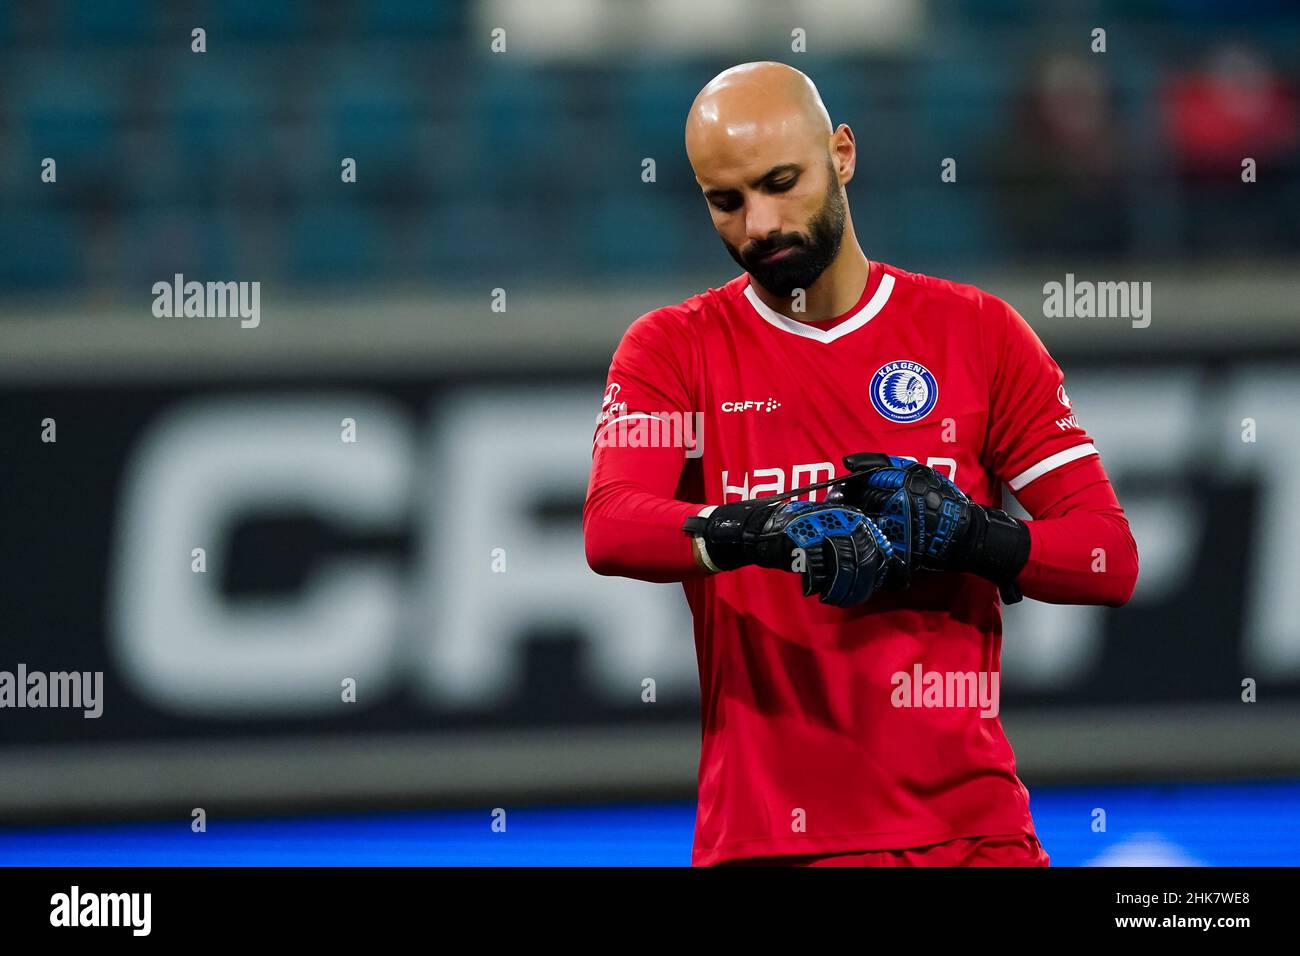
[467, 65, 569, 188]
[796, 59, 874, 130]
[361, 0, 460, 36]
[16, 62, 121, 171]
[289, 204, 380, 280]
[123, 209, 234, 288]
[618, 61, 707, 157]
[891, 185, 1003, 265]
[914, 52, 1012, 154]
[0, 212, 80, 289]
[169, 66, 264, 188]
[418, 196, 538, 280]
[583, 194, 695, 274]
[60, 0, 153, 42]
[321, 59, 419, 169]
[212, 0, 307, 41]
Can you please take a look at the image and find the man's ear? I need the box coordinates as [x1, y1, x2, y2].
[832, 124, 857, 185]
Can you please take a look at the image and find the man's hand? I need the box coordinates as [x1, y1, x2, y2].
[825, 453, 1031, 603]
[683, 499, 899, 608]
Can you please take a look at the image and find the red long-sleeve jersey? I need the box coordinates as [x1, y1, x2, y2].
[583, 261, 1138, 865]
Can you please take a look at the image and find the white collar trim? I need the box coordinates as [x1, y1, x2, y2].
[743, 272, 895, 344]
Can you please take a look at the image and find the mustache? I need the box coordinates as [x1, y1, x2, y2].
[744, 235, 806, 259]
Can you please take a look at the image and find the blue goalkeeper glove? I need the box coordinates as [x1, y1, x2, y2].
[683, 498, 899, 608]
[825, 453, 1031, 603]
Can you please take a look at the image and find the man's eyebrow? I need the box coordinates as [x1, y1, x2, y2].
[703, 163, 803, 197]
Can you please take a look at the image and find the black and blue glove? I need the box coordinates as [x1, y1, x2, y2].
[825, 453, 1031, 603]
[683, 498, 899, 608]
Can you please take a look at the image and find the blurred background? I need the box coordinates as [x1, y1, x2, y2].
[1, 0, 1299, 865]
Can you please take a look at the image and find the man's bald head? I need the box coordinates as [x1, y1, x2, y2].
[685, 61, 832, 169]
[685, 62, 854, 298]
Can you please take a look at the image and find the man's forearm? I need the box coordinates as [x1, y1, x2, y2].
[1018, 511, 1138, 606]
[583, 484, 711, 581]
[1011, 458, 1139, 607]
[583, 440, 710, 581]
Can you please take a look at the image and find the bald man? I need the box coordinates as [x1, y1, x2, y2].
[584, 62, 1137, 866]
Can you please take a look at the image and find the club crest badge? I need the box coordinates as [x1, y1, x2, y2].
[870, 361, 938, 423]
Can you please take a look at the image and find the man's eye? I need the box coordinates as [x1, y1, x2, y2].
[712, 197, 741, 212]
[769, 178, 796, 192]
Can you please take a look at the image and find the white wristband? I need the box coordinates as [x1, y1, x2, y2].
[691, 505, 722, 573]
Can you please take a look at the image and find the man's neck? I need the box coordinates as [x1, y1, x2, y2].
[749, 244, 872, 323]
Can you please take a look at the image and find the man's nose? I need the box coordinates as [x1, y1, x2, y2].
[744, 196, 783, 245]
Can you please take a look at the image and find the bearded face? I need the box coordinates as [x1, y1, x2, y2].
[722, 159, 847, 298]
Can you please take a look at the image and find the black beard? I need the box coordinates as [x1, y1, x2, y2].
[724, 176, 846, 298]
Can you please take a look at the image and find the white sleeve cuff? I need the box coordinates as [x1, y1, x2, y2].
[1008, 443, 1098, 491]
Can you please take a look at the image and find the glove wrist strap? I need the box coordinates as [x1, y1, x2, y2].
[959, 505, 1031, 603]
[683, 504, 741, 571]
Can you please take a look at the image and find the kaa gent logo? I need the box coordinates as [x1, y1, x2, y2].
[870, 360, 938, 423]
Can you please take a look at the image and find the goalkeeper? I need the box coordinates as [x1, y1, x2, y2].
[583, 61, 1138, 867]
